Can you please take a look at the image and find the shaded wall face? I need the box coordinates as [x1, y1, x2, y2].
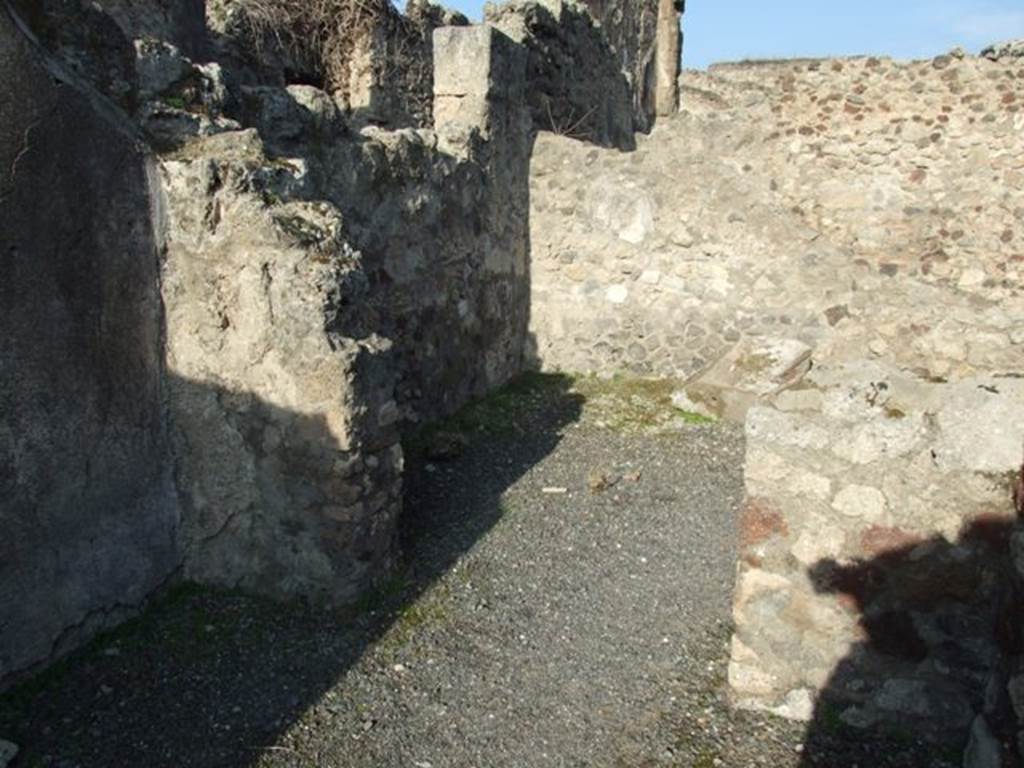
[485, 0, 636, 150]
[309, 26, 533, 428]
[580, 0, 661, 129]
[0, 9, 180, 688]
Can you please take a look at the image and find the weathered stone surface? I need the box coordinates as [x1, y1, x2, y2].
[134, 36, 191, 99]
[161, 141, 400, 601]
[208, 0, 465, 129]
[684, 337, 812, 420]
[529, 52, 1024, 382]
[158, 22, 531, 600]
[580, 0, 683, 127]
[97, 0, 207, 57]
[652, 0, 681, 116]
[7, 10, 1022, 766]
[933, 380, 1024, 473]
[434, 25, 522, 134]
[485, 0, 636, 149]
[2, 0, 534, 686]
[964, 715, 1003, 768]
[240, 84, 345, 150]
[1, 7, 180, 687]
[729, 362, 1024, 749]
[982, 39, 1024, 60]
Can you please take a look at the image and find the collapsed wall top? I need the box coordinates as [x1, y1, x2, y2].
[581, 0, 683, 127]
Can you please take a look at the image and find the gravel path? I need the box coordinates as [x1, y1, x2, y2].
[0, 377, 959, 767]
[312, 395, 746, 768]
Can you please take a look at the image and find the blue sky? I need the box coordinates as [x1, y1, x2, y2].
[424, 0, 1024, 69]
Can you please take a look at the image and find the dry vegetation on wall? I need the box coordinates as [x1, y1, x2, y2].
[233, 0, 420, 97]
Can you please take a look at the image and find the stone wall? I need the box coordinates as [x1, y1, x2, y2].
[1, 0, 533, 682]
[0, 6, 180, 689]
[224, 26, 530, 430]
[13, 5, 1018, 753]
[525, 46, 1024, 756]
[730, 362, 1023, 745]
[581, 0, 682, 126]
[159, 132, 403, 601]
[485, 0, 635, 149]
[158, 24, 530, 597]
[528, 51, 1024, 389]
[207, 0, 469, 129]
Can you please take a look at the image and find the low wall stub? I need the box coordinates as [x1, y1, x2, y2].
[729, 360, 1023, 745]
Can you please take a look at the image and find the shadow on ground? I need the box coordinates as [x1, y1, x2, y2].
[799, 515, 1023, 767]
[0, 373, 583, 768]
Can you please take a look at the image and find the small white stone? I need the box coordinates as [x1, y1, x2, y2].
[771, 688, 815, 721]
[831, 485, 888, 521]
[0, 740, 18, 768]
[639, 269, 662, 285]
[868, 338, 889, 356]
[958, 268, 986, 288]
[606, 284, 629, 304]
[617, 198, 655, 243]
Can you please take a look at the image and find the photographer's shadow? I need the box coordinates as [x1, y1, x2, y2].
[802, 516, 1022, 766]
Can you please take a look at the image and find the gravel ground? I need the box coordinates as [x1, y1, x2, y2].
[0, 376, 959, 767]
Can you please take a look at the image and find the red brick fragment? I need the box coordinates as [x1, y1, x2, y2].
[740, 497, 789, 549]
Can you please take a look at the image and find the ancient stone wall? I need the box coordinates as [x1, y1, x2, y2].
[529, 52, 1024, 385]
[0, 6, 181, 689]
[1, 0, 533, 682]
[159, 24, 530, 598]
[485, 0, 636, 149]
[731, 363, 1023, 737]
[207, 0, 468, 129]
[159, 131, 403, 601]
[580, 0, 682, 127]
[11, 5, 1019, 757]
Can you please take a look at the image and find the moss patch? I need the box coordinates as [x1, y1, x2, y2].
[573, 374, 715, 432]
[404, 372, 576, 457]
[405, 372, 717, 454]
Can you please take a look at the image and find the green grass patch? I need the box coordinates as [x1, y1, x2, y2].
[405, 371, 717, 458]
[405, 372, 575, 457]
[446, 371, 571, 434]
[354, 571, 413, 616]
[678, 409, 716, 425]
[161, 94, 187, 110]
[573, 374, 716, 432]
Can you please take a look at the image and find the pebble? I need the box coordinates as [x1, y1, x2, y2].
[0, 740, 17, 768]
